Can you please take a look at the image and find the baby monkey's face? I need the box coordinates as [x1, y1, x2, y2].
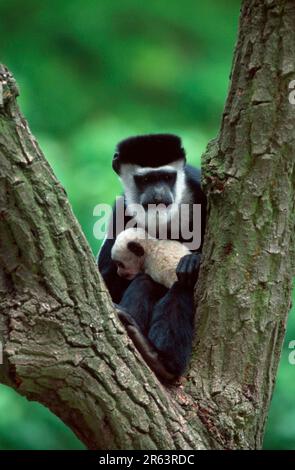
[114, 251, 144, 280]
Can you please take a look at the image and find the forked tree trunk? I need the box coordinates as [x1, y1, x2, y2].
[0, 0, 294, 450]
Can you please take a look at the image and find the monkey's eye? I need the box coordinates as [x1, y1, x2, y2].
[134, 174, 149, 186]
[164, 173, 176, 184]
[116, 261, 125, 269]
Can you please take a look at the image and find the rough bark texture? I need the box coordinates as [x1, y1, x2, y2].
[0, 0, 294, 450]
[0, 66, 210, 451]
[191, 0, 295, 449]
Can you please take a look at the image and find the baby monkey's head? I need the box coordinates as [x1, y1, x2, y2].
[111, 228, 149, 280]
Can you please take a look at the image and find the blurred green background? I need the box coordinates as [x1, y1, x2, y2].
[0, 0, 294, 450]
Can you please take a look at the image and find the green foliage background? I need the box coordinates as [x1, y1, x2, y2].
[0, 0, 294, 450]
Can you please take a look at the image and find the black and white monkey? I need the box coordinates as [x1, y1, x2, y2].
[98, 134, 206, 381]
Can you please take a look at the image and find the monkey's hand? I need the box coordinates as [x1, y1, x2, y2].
[176, 252, 202, 288]
[115, 304, 177, 383]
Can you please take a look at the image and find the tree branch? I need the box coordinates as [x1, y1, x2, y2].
[190, 0, 295, 449]
[0, 64, 209, 450]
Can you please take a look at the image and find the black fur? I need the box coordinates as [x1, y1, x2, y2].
[119, 273, 167, 336]
[148, 282, 194, 375]
[113, 133, 185, 173]
[127, 241, 145, 257]
[98, 134, 206, 379]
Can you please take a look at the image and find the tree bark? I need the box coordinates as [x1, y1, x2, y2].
[0, 0, 294, 450]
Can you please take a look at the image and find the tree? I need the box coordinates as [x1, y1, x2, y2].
[0, 0, 294, 450]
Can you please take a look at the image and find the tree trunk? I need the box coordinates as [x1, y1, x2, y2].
[0, 0, 294, 450]
[191, 0, 295, 449]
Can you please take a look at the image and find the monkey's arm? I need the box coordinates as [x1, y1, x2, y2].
[98, 198, 133, 303]
[98, 237, 131, 303]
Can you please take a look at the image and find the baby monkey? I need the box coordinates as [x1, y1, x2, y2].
[111, 227, 191, 289]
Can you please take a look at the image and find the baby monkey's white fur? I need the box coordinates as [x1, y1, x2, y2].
[111, 227, 190, 288]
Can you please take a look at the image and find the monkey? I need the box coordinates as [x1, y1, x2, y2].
[98, 133, 206, 380]
[111, 227, 191, 289]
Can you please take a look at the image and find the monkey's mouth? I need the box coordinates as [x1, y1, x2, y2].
[142, 200, 173, 211]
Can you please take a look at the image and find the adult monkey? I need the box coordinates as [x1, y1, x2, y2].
[98, 134, 206, 381]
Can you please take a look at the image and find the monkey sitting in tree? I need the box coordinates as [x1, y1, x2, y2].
[98, 134, 206, 381]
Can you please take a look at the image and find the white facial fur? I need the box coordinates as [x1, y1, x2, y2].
[119, 160, 188, 234]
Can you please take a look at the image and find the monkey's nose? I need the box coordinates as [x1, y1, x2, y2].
[154, 194, 164, 203]
[155, 194, 173, 206]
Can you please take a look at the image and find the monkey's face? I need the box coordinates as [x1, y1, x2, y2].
[119, 161, 185, 216]
[111, 230, 146, 280]
[114, 253, 143, 280]
[134, 171, 176, 209]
